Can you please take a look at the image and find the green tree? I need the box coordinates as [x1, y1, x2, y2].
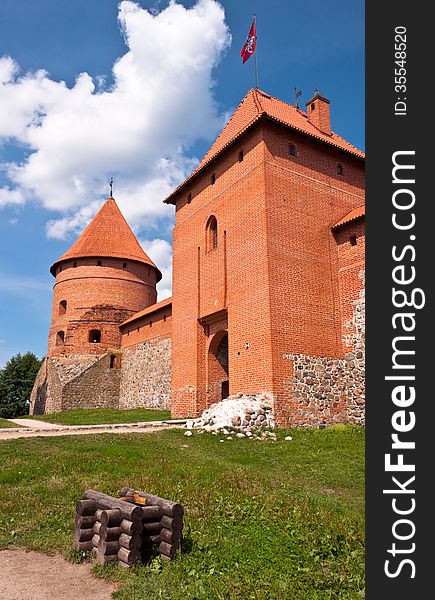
[0, 352, 43, 418]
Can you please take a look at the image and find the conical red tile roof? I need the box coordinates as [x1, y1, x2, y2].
[165, 88, 364, 204]
[50, 197, 161, 280]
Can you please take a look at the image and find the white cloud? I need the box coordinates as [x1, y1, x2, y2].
[140, 237, 172, 300]
[0, 0, 231, 239]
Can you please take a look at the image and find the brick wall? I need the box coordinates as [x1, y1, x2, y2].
[170, 125, 275, 417]
[261, 121, 365, 425]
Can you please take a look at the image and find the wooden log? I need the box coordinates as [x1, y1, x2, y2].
[118, 493, 147, 505]
[120, 488, 184, 518]
[117, 547, 140, 566]
[91, 547, 118, 565]
[118, 561, 131, 569]
[160, 528, 182, 545]
[158, 540, 180, 558]
[74, 540, 93, 551]
[99, 540, 120, 556]
[95, 508, 123, 527]
[161, 515, 183, 531]
[73, 527, 94, 543]
[92, 534, 100, 548]
[84, 490, 144, 520]
[76, 498, 97, 516]
[93, 522, 102, 535]
[120, 519, 143, 536]
[142, 506, 164, 521]
[118, 533, 142, 550]
[160, 554, 172, 562]
[74, 514, 96, 529]
[99, 525, 122, 541]
[141, 521, 162, 535]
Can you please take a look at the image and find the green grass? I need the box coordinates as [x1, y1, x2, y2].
[17, 407, 172, 426]
[0, 425, 365, 599]
[0, 418, 24, 428]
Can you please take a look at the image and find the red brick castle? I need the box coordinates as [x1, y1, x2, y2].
[31, 89, 365, 428]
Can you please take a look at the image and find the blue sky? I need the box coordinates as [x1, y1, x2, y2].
[0, 0, 364, 367]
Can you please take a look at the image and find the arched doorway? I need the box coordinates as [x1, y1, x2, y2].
[207, 330, 229, 405]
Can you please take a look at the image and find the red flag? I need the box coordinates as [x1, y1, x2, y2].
[240, 19, 256, 64]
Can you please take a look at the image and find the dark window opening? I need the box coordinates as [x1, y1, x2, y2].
[59, 266, 62, 273]
[59, 300, 67, 315]
[97, 260, 102, 266]
[56, 331, 65, 345]
[149, 321, 152, 327]
[123, 262, 127, 268]
[89, 329, 101, 343]
[350, 235, 357, 246]
[311, 103, 315, 111]
[337, 164, 343, 176]
[206, 215, 218, 252]
[163, 314, 167, 322]
[187, 192, 192, 204]
[238, 150, 244, 162]
[73, 261, 77, 268]
[289, 143, 296, 157]
[110, 355, 116, 369]
[211, 173, 216, 185]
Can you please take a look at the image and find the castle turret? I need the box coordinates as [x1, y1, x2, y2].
[30, 196, 162, 415]
[48, 197, 161, 357]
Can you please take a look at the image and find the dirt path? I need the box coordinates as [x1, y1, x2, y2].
[0, 549, 117, 600]
[7, 418, 64, 429]
[0, 421, 183, 441]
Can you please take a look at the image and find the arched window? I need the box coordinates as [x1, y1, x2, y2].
[206, 216, 218, 252]
[289, 143, 297, 157]
[56, 331, 65, 346]
[337, 163, 344, 176]
[89, 329, 101, 343]
[59, 300, 67, 315]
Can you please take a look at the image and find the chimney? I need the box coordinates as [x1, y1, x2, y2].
[305, 91, 331, 135]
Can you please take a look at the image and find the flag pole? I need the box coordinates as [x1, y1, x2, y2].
[253, 13, 259, 89]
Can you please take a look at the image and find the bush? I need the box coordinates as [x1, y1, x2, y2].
[0, 352, 43, 418]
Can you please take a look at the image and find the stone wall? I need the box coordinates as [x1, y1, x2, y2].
[30, 353, 121, 414]
[61, 352, 121, 411]
[281, 270, 365, 428]
[119, 337, 171, 410]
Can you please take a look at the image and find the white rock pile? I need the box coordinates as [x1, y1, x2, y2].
[185, 392, 275, 435]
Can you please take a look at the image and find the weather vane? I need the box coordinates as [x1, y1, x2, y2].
[294, 87, 302, 109]
[109, 177, 113, 198]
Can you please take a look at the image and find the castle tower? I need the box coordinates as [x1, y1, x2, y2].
[164, 88, 365, 425]
[48, 197, 161, 357]
[30, 196, 161, 414]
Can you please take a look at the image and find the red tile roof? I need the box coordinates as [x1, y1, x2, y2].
[50, 197, 161, 280]
[165, 88, 365, 204]
[331, 205, 365, 230]
[120, 297, 172, 327]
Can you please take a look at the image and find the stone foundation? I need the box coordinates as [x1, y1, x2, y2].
[280, 271, 365, 428]
[119, 337, 171, 410]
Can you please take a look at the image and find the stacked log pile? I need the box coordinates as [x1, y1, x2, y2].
[120, 487, 184, 562]
[72, 487, 184, 568]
